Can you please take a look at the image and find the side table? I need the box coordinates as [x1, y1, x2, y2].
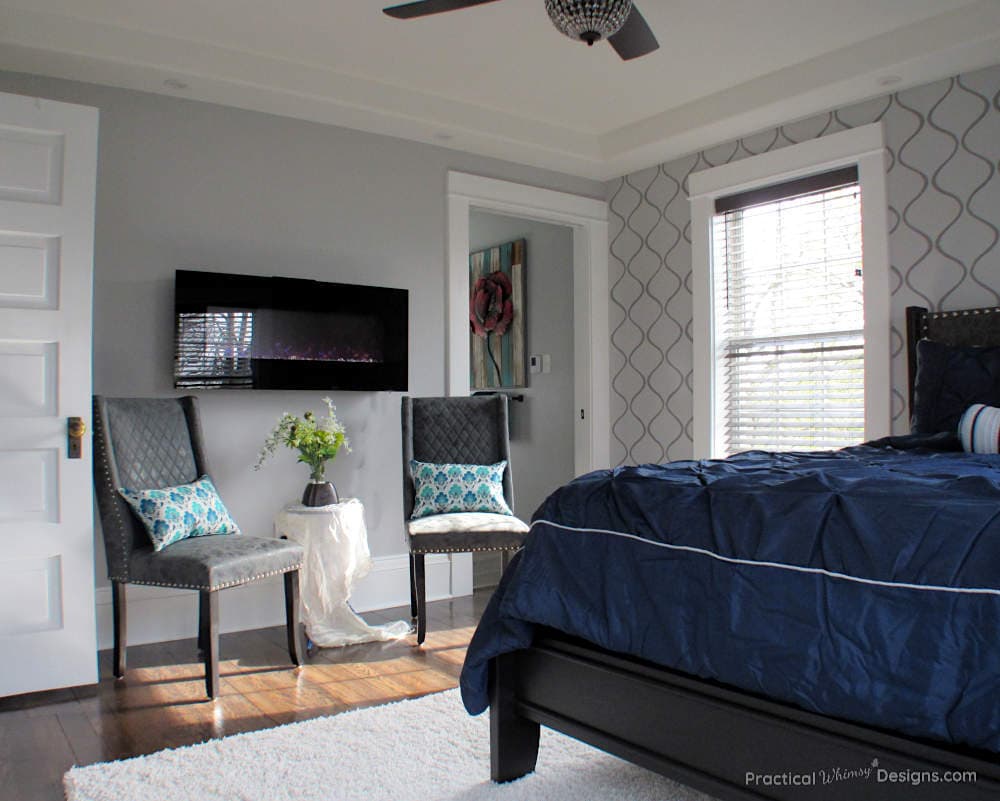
[274, 499, 409, 647]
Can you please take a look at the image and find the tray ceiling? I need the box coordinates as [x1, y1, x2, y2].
[1, 0, 998, 179]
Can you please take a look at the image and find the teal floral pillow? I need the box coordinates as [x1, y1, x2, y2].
[118, 476, 239, 551]
[409, 460, 512, 519]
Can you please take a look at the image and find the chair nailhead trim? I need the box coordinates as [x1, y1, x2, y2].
[95, 407, 134, 581]
[126, 563, 304, 592]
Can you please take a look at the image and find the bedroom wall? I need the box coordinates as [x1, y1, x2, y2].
[607, 63, 1000, 466]
[0, 70, 603, 646]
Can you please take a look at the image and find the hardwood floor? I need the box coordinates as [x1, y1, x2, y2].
[0, 591, 493, 801]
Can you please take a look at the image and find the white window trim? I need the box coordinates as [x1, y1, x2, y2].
[688, 123, 891, 459]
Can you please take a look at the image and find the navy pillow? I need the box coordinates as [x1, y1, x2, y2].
[911, 339, 1000, 434]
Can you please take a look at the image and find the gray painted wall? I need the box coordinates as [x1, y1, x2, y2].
[468, 212, 575, 587]
[0, 72, 602, 606]
[607, 63, 1000, 466]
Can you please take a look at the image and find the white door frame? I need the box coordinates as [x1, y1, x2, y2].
[445, 172, 609, 599]
[446, 171, 610, 476]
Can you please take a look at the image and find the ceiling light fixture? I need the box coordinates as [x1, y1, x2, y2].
[383, 0, 658, 61]
[544, 0, 633, 46]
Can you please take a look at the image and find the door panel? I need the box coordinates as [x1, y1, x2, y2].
[0, 556, 63, 634]
[0, 447, 59, 523]
[0, 125, 64, 203]
[0, 92, 98, 696]
[0, 340, 59, 416]
[0, 233, 60, 309]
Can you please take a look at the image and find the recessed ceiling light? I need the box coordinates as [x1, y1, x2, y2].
[878, 75, 902, 87]
[163, 79, 190, 90]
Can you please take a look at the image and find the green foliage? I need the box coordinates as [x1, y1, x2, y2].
[255, 397, 349, 481]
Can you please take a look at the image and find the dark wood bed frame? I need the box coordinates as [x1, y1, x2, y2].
[488, 305, 1000, 801]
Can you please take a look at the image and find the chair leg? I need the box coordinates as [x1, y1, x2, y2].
[409, 553, 418, 619]
[200, 589, 219, 700]
[111, 581, 127, 679]
[284, 570, 304, 666]
[197, 588, 209, 655]
[413, 553, 427, 645]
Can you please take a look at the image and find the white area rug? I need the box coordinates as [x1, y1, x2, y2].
[65, 689, 716, 801]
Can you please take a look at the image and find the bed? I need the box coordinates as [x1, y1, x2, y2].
[460, 304, 1000, 801]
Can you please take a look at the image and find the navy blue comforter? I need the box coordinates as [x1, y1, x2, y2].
[460, 439, 1000, 752]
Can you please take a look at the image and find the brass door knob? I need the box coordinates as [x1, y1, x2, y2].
[68, 417, 87, 459]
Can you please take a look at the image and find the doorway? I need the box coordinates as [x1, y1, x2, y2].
[468, 211, 575, 589]
[445, 172, 610, 594]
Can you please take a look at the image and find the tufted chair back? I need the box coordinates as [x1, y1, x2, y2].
[400, 395, 513, 521]
[93, 396, 212, 581]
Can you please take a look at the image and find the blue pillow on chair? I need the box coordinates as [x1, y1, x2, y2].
[409, 460, 512, 518]
[119, 475, 240, 551]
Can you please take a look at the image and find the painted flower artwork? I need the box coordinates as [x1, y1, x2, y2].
[469, 239, 526, 388]
[470, 271, 513, 382]
[470, 271, 513, 338]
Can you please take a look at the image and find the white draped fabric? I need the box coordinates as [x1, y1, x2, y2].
[274, 500, 410, 647]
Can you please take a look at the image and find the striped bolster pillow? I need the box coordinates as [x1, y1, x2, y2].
[958, 403, 1000, 454]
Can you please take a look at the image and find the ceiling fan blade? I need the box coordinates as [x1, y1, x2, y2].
[608, 5, 659, 60]
[383, 0, 502, 20]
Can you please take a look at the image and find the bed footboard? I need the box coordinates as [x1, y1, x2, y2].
[488, 636, 1000, 800]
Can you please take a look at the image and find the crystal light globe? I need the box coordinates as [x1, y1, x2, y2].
[544, 0, 633, 45]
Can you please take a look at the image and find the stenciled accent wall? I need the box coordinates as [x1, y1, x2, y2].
[608, 63, 1000, 466]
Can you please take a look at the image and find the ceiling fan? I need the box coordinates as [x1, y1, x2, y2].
[383, 0, 659, 61]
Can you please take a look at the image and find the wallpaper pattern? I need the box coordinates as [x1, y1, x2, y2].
[607, 64, 1000, 466]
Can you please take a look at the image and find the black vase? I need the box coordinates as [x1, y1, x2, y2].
[301, 481, 339, 507]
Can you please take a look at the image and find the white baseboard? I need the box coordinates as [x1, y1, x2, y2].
[94, 552, 464, 650]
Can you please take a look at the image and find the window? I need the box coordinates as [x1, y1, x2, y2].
[712, 167, 864, 454]
[689, 124, 891, 459]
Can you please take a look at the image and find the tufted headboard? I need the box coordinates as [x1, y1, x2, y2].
[905, 305, 1000, 412]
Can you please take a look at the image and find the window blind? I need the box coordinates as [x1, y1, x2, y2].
[711, 170, 864, 454]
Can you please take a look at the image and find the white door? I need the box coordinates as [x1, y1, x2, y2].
[0, 92, 98, 695]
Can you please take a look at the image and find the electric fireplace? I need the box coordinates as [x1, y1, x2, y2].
[174, 270, 408, 390]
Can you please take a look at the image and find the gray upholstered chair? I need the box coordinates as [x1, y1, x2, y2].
[93, 396, 305, 699]
[401, 395, 529, 644]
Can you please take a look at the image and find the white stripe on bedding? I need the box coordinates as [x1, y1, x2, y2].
[532, 519, 1000, 596]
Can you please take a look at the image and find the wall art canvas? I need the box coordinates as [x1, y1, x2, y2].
[470, 239, 526, 388]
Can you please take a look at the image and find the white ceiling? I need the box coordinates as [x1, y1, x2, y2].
[2, 0, 999, 180]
